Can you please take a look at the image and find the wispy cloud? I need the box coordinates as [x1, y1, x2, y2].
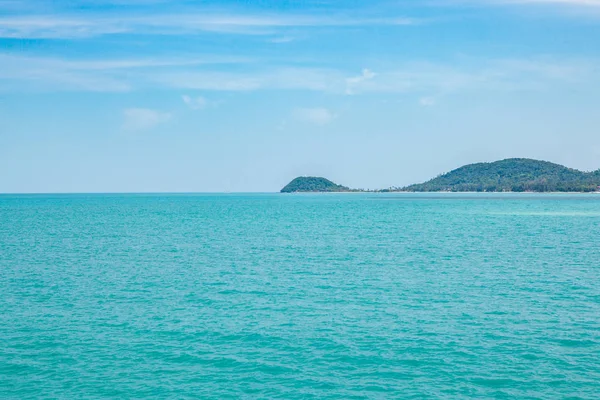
[338, 59, 600, 95]
[0, 54, 249, 92]
[293, 107, 337, 125]
[419, 97, 437, 106]
[122, 108, 171, 131]
[0, 13, 418, 39]
[0, 54, 343, 92]
[439, 0, 600, 8]
[346, 68, 376, 95]
[1, 54, 598, 94]
[0, 16, 128, 38]
[181, 95, 207, 110]
[268, 36, 296, 44]
[1, 55, 246, 70]
[0, 54, 132, 92]
[485, 0, 600, 5]
[152, 67, 343, 92]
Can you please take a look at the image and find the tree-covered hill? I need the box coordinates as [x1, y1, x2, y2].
[403, 158, 600, 192]
[280, 177, 351, 193]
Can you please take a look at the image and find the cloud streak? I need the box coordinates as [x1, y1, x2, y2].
[122, 108, 171, 131]
[441, 0, 600, 7]
[153, 68, 342, 92]
[1, 54, 598, 95]
[0, 54, 250, 92]
[181, 95, 207, 110]
[346, 68, 376, 95]
[488, 0, 600, 5]
[0, 13, 418, 39]
[293, 108, 337, 125]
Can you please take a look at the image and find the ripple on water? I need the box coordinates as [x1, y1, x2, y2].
[1, 193, 600, 398]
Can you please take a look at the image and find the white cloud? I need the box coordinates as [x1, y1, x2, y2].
[0, 54, 248, 70]
[1, 54, 598, 95]
[153, 67, 342, 92]
[157, 72, 263, 91]
[0, 54, 248, 92]
[0, 16, 127, 38]
[0, 13, 418, 39]
[293, 108, 337, 125]
[346, 68, 376, 95]
[122, 108, 171, 131]
[419, 97, 437, 106]
[268, 36, 295, 43]
[489, 0, 600, 5]
[181, 95, 207, 110]
[440, 0, 600, 5]
[441, 0, 600, 9]
[339, 58, 600, 95]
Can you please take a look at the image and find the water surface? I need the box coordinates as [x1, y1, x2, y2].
[1, 193, 599, 398]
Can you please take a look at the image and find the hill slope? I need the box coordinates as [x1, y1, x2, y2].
[404, 158, 600, 192]
[281, 177, 351, 193]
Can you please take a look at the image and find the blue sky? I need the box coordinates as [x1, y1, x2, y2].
[1, 0, 600, 192]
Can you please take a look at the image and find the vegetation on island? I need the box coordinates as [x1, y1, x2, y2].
[281, 159, 600, 193]
[403, 159, 600, 193]
[280, 177, 353, 193]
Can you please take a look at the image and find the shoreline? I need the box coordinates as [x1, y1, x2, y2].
[283, 191, 600, 194]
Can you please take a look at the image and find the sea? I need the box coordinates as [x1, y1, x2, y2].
[1, 193, 599, 399]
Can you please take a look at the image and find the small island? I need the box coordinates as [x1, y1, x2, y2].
[281, 159, 600, 193]
[280, 177, 353, 193]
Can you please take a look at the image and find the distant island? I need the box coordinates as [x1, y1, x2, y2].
[404, 158, 600, 192]
[281, 159, 600, 193]
[281, 177, 353, 193]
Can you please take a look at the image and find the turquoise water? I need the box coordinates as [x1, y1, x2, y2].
[1, 193, 600, 399]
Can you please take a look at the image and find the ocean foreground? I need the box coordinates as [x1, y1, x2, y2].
[1, 193, 600, 398]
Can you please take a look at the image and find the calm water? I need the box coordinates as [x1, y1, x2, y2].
[1, 193, 600, 399]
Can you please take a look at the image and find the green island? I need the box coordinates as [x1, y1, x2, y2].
[281, 177, 353, 193]
[281, 159, 600, 193]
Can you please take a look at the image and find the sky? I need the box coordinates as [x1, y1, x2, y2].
[1, 0, 600, 193]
